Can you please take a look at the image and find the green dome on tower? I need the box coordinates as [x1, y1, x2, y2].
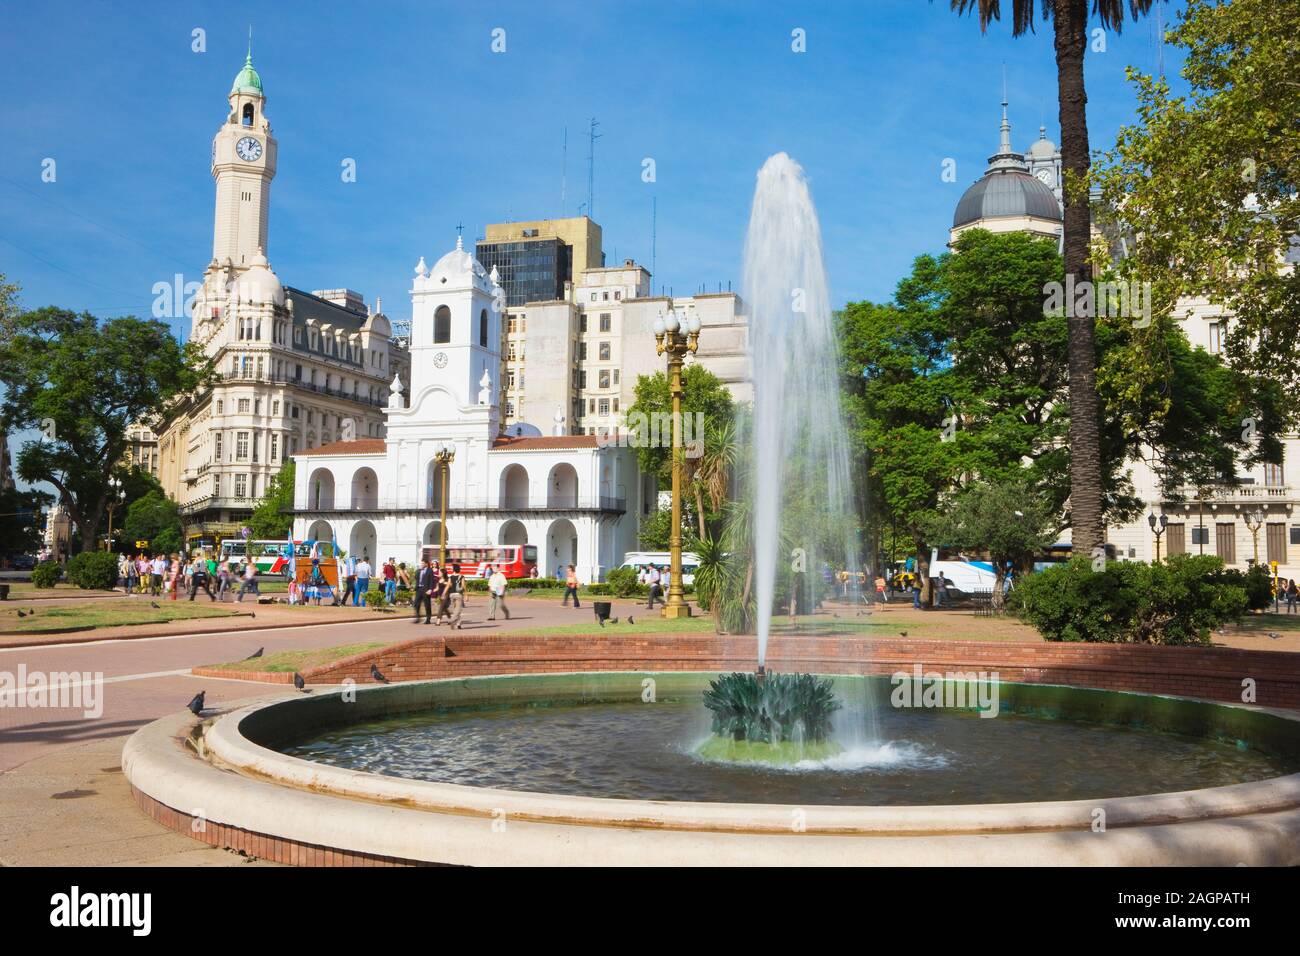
[231, 54, 263, 95]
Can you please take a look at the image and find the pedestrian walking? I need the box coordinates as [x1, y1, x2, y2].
[149, 553, 165, 596]
[354, 555, 372, 606]
[488, 563, 510, 621]
[414, 559, 435, 624]
[646, 565, 663, 609]
[237, 561, 259, 602]
[562, 565, 581, 608]
[936, 573, 950, 609]
[1286, 578, 1298, 614]
[445, 563, 465, 628]
[383, 558, 397, 604]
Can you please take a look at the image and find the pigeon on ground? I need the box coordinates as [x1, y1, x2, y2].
[187, 691, 205, 716]
[899, 630, 908, 637]
[244, 647, 264, 660]
[293, 672, 306, 691]
[370, 663, 389, 683]
[628, 615, 634, 625]
[16, 609, 28, 618]
[1267, 632, 1282, 640]
[151, 601, 160, 609]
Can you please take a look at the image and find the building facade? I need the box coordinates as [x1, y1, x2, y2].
[292, 237, 641, 582]
[155, 55, 408, 540]
[952, 101, 1297, 578]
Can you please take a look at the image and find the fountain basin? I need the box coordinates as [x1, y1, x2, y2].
[123, 672, 1300, 865]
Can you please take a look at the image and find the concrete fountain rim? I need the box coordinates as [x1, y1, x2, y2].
[128, 671, 1300, 843]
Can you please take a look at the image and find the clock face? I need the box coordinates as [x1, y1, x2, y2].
[1035, 167, 1055, 187]
[235, 136, 263, 162]
[433, 351, 448, 369]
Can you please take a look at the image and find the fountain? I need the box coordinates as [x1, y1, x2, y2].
[683, 153, 870, 764]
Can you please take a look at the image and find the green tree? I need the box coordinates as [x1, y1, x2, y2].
[249, 460, 295, 540]
[922, 476, 1057, 607]
[946, 0, 1159, 557]
[1093, 0, 1300, 399]
[0, 308, 209, 553]
[121, 490, 182, 554]
[626, 364, 735, 488]
[0, 486, 53, 554]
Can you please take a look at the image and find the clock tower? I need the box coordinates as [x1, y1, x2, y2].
[211, 51, 277, 267]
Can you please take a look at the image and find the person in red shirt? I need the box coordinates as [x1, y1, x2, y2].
[382, 557, 398, 604]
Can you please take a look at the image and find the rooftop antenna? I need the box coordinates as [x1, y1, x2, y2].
[248, 25, 253, 59]
[586, 117, 601, 220]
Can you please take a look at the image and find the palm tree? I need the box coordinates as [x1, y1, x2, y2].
[946, 0, 1156, 556]
[685, 418, 739, 540]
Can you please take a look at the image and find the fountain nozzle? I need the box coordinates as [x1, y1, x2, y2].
[756, 665, 766, 684]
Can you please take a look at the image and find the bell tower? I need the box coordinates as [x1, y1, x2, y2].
[211, 47, 277, 267]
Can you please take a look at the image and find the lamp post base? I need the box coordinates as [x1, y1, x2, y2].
[660, 603, 693, 619]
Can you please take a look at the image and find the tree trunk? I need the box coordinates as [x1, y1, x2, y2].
[914, 535, 932, 607]
[1054, 2, 1106, 557]
[992, 565, 1007, 610]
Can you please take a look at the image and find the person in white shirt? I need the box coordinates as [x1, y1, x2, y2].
[646, 565, 663, 609]
[487, 564, 510, 621]
[149, 554, 166, 596]
[354, 557, 372, 605]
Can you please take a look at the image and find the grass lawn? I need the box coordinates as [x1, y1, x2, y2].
[0, 599, 242, 634]
[1230, 611, 1300, 634]
[202, 641, 390, 673]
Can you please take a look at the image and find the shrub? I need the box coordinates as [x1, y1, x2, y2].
[585, 583, 611, 595]
[1009, 554, 1248, 645]
[702, 672, 841, 744]
[31, 560, 61, 589]
[362, 590, 387, 608]
[1218, 564, 1275, 611]
[65, 550, 121, 590]
[605, 566, 645, 597]
[394, 587, 413, 605]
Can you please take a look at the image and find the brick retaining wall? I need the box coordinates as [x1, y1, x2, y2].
[192, 633, 1300, 709]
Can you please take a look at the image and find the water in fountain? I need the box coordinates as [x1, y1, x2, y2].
[742, 153, 864, 670]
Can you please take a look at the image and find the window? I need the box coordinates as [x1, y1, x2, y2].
[238, 398, 250, 413]
[1215, 523, 1236, 564]
[599, 370, 610, 388]
[613, 369, 619, 385]
[579, 315, 588, 333]
[1191, 526, 1210, 546]
[434, 305, 451, 343]
[599, 342, 610, 361]
[508, 316, 517, 333]
[270, 434, 279, 462]
[479, 309, 489, 347]
[508, 343, 516, 361]
[272, 400, 280, 415]
[1165, 524, 1186, 556]
[590, 292, 597, 302]
[579, 371, 587, 388]
[216, 400, 223, 414]
[1266, 523, 1288, 564]
[599, 313, 611, 332]
[614, 291, 621, 300]
[214, 433, 223, 461]
[505, 401, 514, 417]
[254, 399, 261, 415]
[602, 292, 609, 301]
[236, 432, 249, 461]
[613, 398, 619, 413]
[598, 399, 610, 416]
[1265, 463, 1284, 486]
[235, 474, 248, 498]
[578, 342, 587, 360]
[1208, 321, 1223, 354]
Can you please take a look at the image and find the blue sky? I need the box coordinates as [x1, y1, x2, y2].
[1, 1, 1182, 484]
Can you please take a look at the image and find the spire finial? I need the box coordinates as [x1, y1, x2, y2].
[455, 221, 464, 251]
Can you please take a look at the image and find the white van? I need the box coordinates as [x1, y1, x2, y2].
[617, 551, 700, 586]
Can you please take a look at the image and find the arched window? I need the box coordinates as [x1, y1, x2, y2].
[242, 103, 255, 126]
[434, 305, 451, 344]
[479, 309, 489, 347]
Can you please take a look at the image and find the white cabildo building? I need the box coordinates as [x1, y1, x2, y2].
[291, 237, 643, 581]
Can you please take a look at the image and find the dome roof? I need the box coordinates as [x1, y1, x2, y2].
[231, 54, 263, 96]
[231, 249, 284, 306]
[420, 235, 497, 293]
[953, 168, 1062, 228]
[1026, 127, 1058, 160]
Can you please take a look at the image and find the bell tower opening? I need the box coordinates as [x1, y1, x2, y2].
[242, 103, 255, 126]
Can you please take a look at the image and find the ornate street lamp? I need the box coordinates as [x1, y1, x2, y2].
[105, 475, 123, 552]
[434, 442, 455, 565]
[1146, 512, 1168, 563]
[1244, 508, 1265, 566]
[653, 302, 701, 618]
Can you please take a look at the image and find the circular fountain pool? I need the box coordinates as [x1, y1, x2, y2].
[270, 673, 1300, 807]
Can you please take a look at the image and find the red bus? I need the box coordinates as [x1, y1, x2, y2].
[418, 544, 538, 579]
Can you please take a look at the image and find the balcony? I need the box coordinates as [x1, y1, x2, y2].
[1167, 484, 1294, 506]
[219, 372, 387, 408]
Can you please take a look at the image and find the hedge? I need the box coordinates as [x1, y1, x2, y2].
[65, 551, 120, 590]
